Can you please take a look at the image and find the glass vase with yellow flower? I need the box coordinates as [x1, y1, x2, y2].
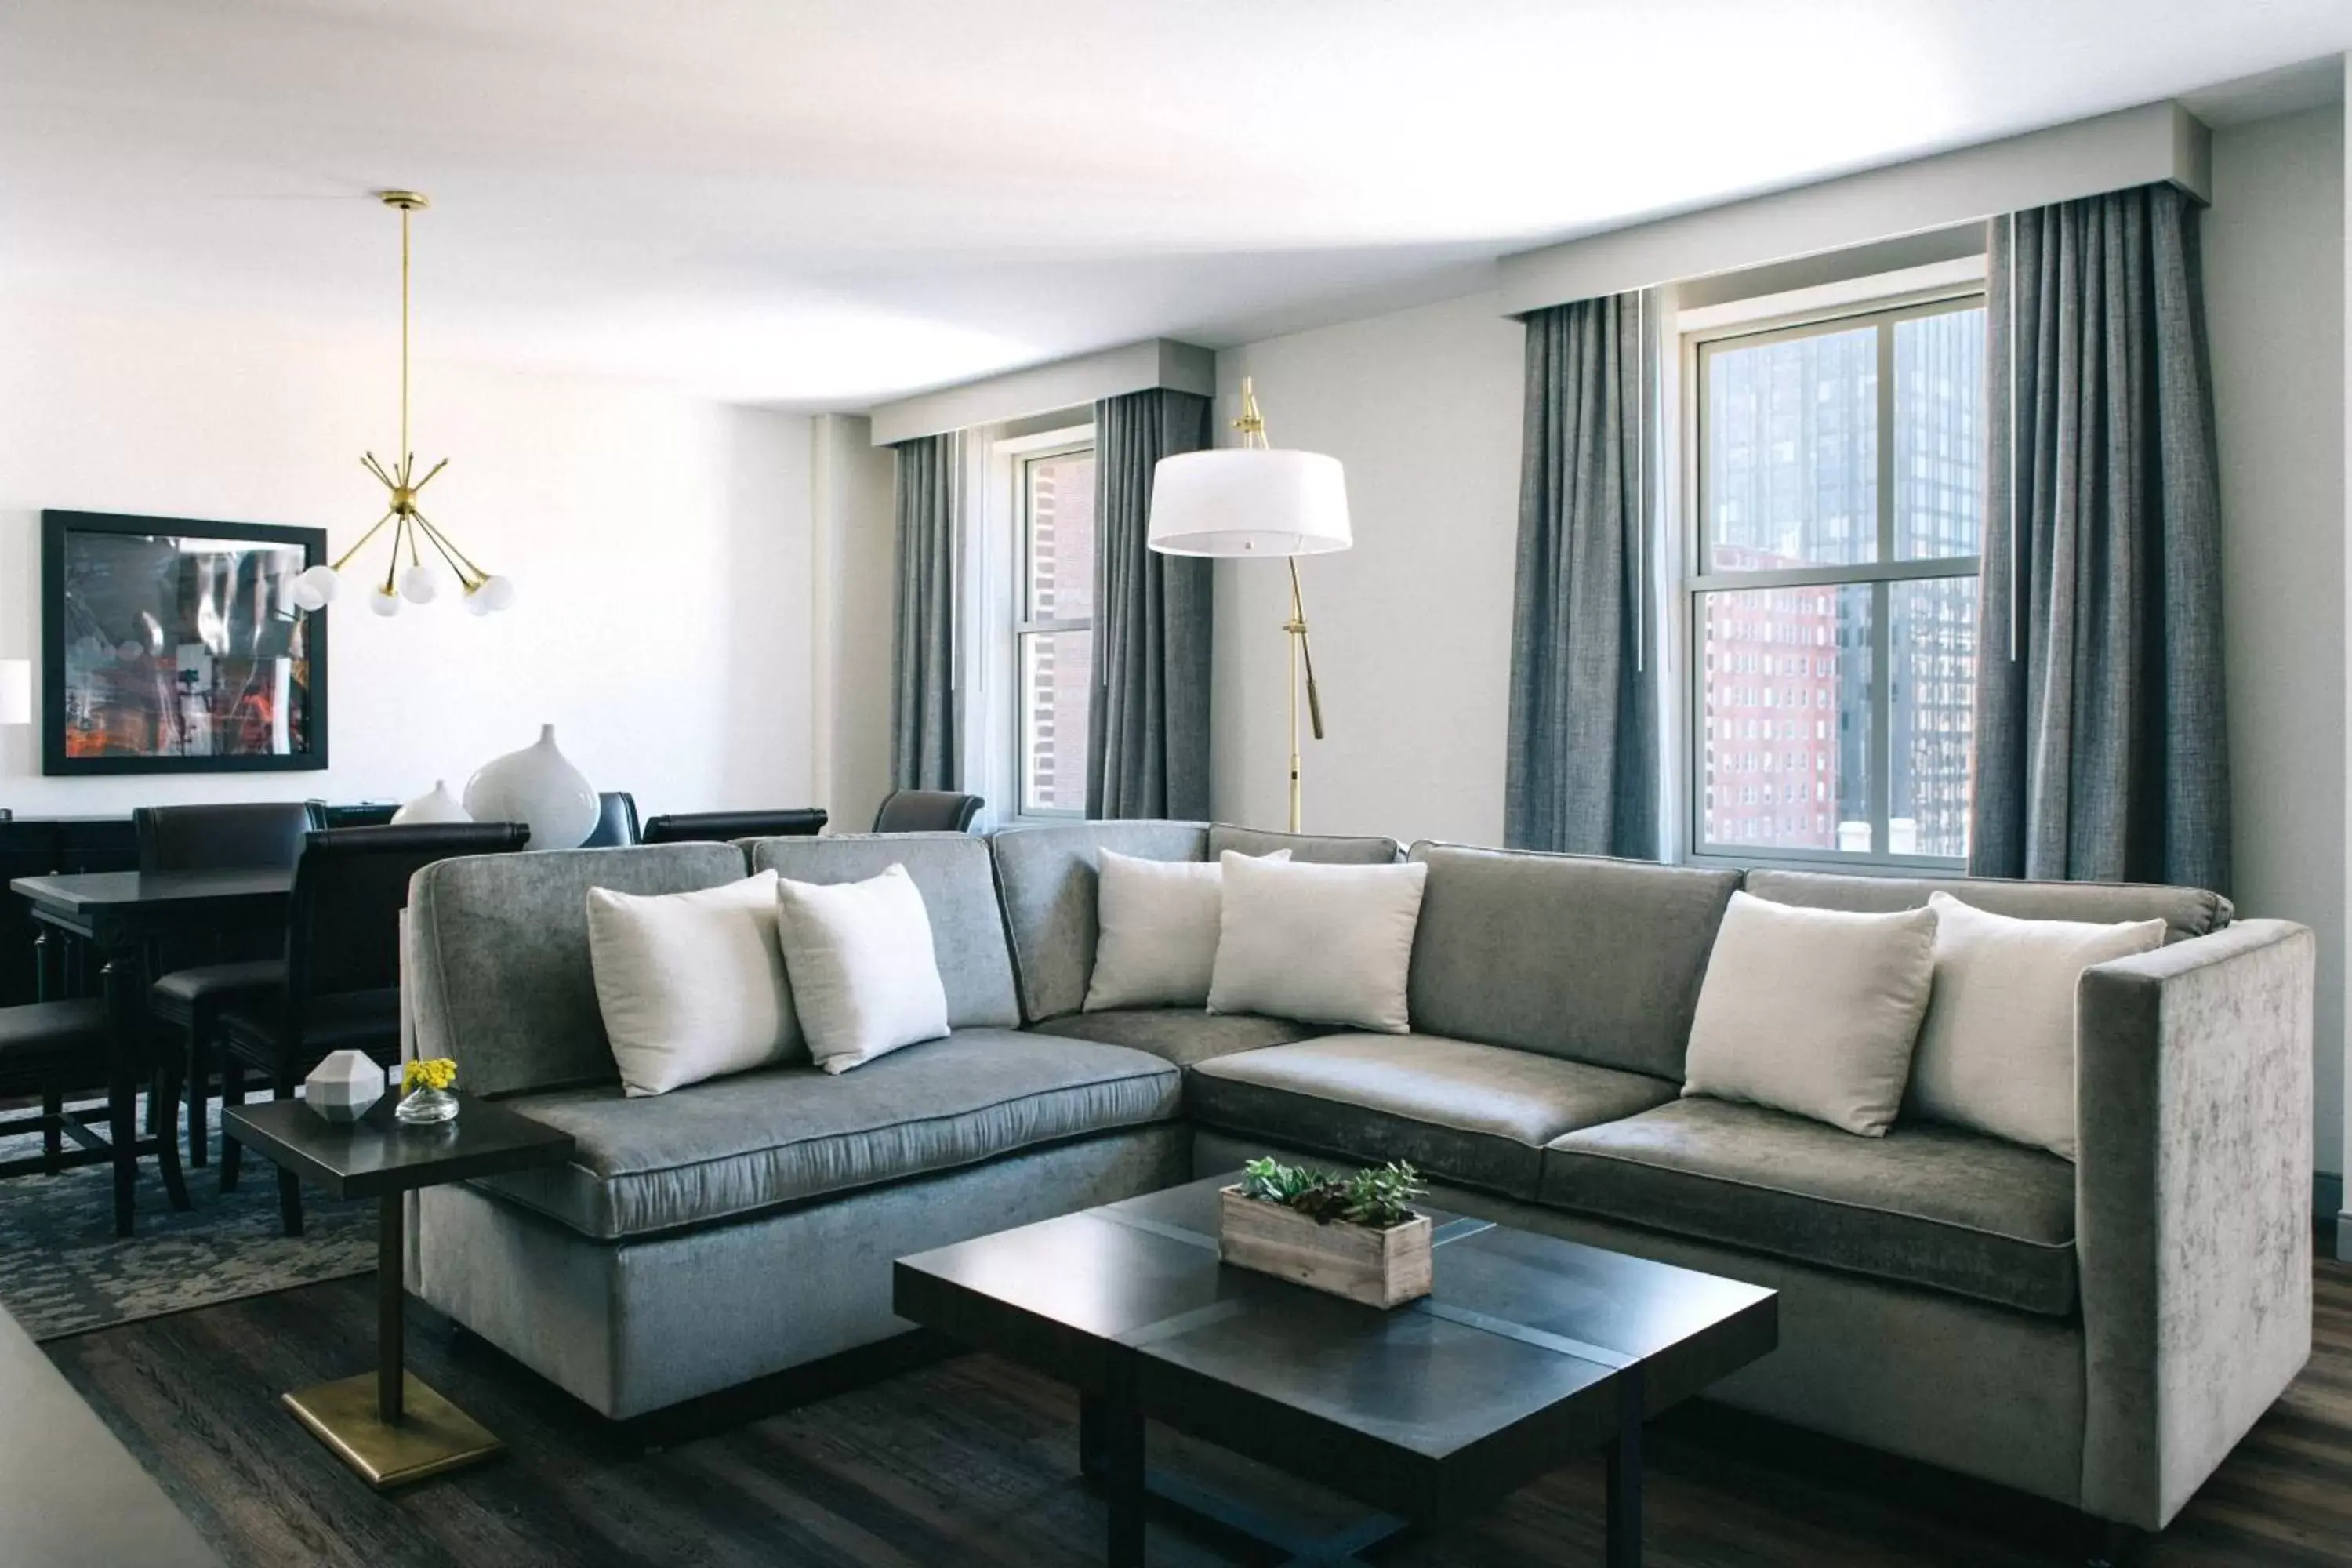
[397, 1057, 461, 1124]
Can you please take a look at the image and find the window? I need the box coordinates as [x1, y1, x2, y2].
[1014, 441, 1097, 816]
[1687, 293, 1984, 864]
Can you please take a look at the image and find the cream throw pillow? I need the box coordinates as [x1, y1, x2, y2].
[1207, 853, 1428, 1033]
[774, 864, 951, 1073]
[1909, 891, 2165, 1159]
[1681, 891, 1938, 1136]
[586, 870, 803, 1097]
[1083, 848, 1291, 1012]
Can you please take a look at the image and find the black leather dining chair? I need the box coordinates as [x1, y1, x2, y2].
[640, 808, 827, 844]
[872, 790, 983, 833]
[218, 822, 528, 1234]
[137, 801, 321, 1166]
[0, 997, 122, 1181]
[580, 791, 641, 848]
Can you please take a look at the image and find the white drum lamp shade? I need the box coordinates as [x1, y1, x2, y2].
[1147, 449, 1352, 559]
[0, 659, 28, 726]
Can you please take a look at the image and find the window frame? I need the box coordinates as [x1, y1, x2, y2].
[1007, 429, 1097, 821]
[1680, 285, 1986, 873]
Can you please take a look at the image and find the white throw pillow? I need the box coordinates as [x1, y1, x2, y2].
[773, 864, 952, 1073]
[1207, 853, 1428, 1033]
[586, 871, 802, 1097]
[1910, 891, 2165, 1159]
[1083, 848, 1291, 1012]
[1681, 891, 1938, 1136]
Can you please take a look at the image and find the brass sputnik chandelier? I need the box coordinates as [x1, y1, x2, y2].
[292, 191, 514, 619]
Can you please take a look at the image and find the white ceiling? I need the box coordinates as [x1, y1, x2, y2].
[1, 2, 2345, 410]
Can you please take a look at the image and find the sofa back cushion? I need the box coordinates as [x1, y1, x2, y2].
[746, 833, 1020, 1031]
[409, 842, 750, 1098]
[989, 822, 1212, 1022]
[1207, 824, 1403, 866]
[1405, 843, 1740, 1079]
[1741, 868, 2230, 943]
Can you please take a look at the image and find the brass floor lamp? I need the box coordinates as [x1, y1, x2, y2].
[1147, 379, 1352, 832]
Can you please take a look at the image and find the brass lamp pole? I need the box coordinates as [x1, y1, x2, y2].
[1232, 380, 1326, 833]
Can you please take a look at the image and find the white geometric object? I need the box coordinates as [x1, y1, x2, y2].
[304, 1049, 387, 1123]
[392, 779, 473, 825]
[463, 724, 597, 850]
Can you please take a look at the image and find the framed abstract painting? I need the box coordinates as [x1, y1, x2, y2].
[41, 510, 329, 775]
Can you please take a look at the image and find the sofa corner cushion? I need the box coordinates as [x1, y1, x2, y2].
[1028, 1008, 1329, 1069]
[1741, 866, 2230, 944]
[1207, 823, 1402, 866]
[1189, 1033, 1679, 1199]
[469, 1028, 1181, 1240]
[1541, 1098, 2078, 1316]
[746, 833, 1021, 1029]
[409, 842, 752, 1098]
[988, 821, 1211, 1023]
[1403, 842, 1740, 1080]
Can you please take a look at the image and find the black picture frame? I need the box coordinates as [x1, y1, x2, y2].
[41, 510, 330, 775]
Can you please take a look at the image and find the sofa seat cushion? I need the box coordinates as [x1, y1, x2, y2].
[1542, 1098, 2078, 1316]
[1028, 1009, 1327, 1069]
[1188, 1033, 1679, 1199]
[471, 1028, 1180, 1241]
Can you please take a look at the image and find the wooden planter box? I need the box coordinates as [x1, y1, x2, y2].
[1217, 1185, 1433, 1308]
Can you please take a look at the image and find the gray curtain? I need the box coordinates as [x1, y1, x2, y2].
[1505, 293, 1657, 858]
[1973, 182, 2230, 893]
[890, 433, 959, 792]
[1087, 389, 1214, 819]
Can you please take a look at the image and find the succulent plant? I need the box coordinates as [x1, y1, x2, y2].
[1239, 1156, 1425, 1230]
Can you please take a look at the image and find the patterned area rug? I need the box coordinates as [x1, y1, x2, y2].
[0, 1093, 375, 1341]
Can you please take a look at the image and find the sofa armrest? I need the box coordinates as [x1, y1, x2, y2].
[2075, 918, 2314, 1529]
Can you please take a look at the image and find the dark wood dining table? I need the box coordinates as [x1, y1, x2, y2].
[9, 867, 293, 1236]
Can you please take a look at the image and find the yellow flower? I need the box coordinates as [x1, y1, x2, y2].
[403, 1058, 457, 1094]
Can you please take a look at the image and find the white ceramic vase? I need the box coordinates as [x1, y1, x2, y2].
[463, 724, 597, 851]
[391, 779, 473, 825]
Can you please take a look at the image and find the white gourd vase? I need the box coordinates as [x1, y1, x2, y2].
[463, 725, 597, 851]
[391, 779, 473, 825]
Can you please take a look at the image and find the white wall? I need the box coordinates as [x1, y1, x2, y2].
[1210, 291, 1524, 842]
[0, 300, 816, 819]
[2205, 102, 2348, 1181]
[811, 412, 897, 833]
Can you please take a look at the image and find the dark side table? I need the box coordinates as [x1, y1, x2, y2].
[222, 1091, 573, 1487]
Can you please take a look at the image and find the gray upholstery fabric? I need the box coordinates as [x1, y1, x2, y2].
[1544, 1098, 2078, 1316]
[1975, 184, 2230, 893]
[2075, 918, 2314, 1529]
[746, 833, 1020, 1029]
[1089, 389, 1214, 821]
[890, 432, 959, 791]
[408, 843, 748, 1097]
[1029, 1008, 1327, 1069]
[1194, 1127, 2090, 1509]
[1189, 1033, 1678, 1199]
[1406, 842, 1739, 1078]
[988, 821, 1209, 1022]
[1742, 867, 2230, 945]
[1507, 292, 1659, 861]
[418, 1125, 1191, 1418]
[472, 1028, 1178, 1241]
[1207, 824, 1403, 865]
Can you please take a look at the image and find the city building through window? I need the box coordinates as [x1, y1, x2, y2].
[1688, 292, 1984, 863]
[1014, 441, 1097, 816]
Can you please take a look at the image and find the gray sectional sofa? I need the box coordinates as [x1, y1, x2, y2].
[401, 820, 2314, 1537]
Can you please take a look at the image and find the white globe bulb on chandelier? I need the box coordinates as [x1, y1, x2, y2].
[290, 191, 515, 620]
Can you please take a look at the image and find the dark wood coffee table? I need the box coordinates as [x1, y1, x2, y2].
[896, 1175, 1776, 1566]
[223, 1091, 574, 1487]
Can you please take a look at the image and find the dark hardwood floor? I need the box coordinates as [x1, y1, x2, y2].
[42, 1259, 2352, 1567]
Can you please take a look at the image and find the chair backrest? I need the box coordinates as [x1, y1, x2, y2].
[135, 802, 321, 873]
[641, 808, 827, 844]
[287, 823, 528, 1008]
[580, 791, 641, 848]
[872, 789, 983, 833]
[312, 800, 399, 829]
